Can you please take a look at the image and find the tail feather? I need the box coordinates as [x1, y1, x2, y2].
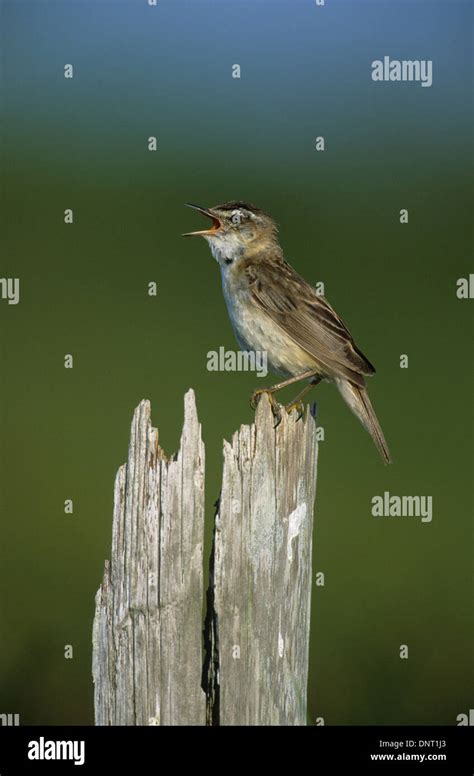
[336, 380, 392, 464]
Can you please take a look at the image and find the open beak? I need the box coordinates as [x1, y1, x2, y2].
[182, 203, 223, 237]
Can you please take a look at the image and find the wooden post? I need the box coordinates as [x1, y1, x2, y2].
[92, 392, 206, 725]
[93, 393, 318, 726]
[203, 399, 318, 725]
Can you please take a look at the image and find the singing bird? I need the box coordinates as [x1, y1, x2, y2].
[183, 201, 391, 464]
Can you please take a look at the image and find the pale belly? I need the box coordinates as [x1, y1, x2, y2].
[221, 270, 319, 379]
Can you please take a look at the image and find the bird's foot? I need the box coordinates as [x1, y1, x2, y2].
[250, 389, 282, 428]
[285, 400, 305, 421]
[250, 388, 271, 410]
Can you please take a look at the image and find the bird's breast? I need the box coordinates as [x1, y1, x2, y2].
[220, 265, 317, 378]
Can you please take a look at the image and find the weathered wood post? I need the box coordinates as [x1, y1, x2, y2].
[92, 392, 206, 725]
[93, 392, 318, 726]
[203, 399, 318, 725]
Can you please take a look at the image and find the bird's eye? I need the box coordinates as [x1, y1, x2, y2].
[231, 210, 245, 225]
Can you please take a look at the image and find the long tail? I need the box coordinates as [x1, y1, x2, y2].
[336, 379, 392, 464]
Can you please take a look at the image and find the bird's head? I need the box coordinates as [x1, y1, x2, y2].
[183, 201, 278, 265]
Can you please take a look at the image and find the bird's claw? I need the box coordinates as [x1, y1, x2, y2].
[250, 388, 266, 410]
[285, 400, 305, 422]
[250, 389, 282, 428]
[271, 401, 283, 429]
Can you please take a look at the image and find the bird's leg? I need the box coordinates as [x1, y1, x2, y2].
[285, 377, 322, 421]
[268, 393, 283, 429]
[250, 370, 321, 427]
[249, 387, 283, 428]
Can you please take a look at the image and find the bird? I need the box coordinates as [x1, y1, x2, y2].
[183, 200, 391, 464]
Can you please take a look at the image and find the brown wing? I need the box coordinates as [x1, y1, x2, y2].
[245, 256, 375, 387]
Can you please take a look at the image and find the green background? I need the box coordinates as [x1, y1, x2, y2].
[1, 0, 472, 725]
